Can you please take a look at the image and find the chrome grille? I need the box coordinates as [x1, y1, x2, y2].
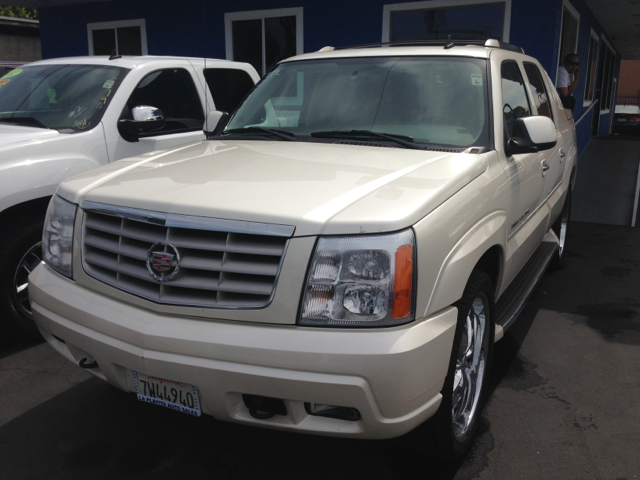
[81, 203, 293, 308]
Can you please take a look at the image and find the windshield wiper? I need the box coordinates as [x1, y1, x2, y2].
[220, 127, 296, 141]
[0, 117, 49, 129]
[310, 130, 424, 150]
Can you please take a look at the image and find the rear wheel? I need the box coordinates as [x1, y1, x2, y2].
[427, 270, 495, 460]
[0, 216, 44, 340]
[550, 187, 572, 269]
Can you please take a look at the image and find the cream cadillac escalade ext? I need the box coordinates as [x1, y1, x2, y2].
[28, 39, 576, 460]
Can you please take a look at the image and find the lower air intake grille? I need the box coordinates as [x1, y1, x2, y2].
[81, 203, 293, 309]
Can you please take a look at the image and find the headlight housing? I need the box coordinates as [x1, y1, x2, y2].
[300, 229, 416, 327]
[42, 195, 77, 278]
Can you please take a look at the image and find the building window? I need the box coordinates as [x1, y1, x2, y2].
[584, 30, 599, 104]
[88, 19, 147, 56]
[599, 38, 616, 113]
[225, 8, 303, 76]
[382, 0, 512, 43]
[556, 1, 579, 81]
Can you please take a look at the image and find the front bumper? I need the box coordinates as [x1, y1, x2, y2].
[29, 264, 457, 439]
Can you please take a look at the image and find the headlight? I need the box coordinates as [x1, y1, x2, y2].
[300, 229, 415, 327]
[42, 195, 77, 278]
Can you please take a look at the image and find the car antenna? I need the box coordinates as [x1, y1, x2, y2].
[444, 35, 455, 49]
[109, 49, 122, 60]
[202, 1, 210, 135]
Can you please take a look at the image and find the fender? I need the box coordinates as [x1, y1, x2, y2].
[416, 211, 507, 318]
[0, 124, 108, 215]
[0, 155, 105, 214]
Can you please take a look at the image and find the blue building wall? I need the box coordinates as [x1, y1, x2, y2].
[38, 0, 621, 154]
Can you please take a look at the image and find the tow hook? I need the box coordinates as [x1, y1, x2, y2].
[243, 394, 287, 419]
[79, 358, 98, 369]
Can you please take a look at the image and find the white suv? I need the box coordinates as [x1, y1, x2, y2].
[29, 40, 576, 459]
[0, 56, 258, 338]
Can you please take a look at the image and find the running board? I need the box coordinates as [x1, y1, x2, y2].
[494, 236, 558, 342]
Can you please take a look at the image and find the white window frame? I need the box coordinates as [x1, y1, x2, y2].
[582, 28, 599, 106]
[555, 0, 580, 85]
[224, 7, 304, 76]
[87, 19, 148, 56]
[599, 35, 615, 115]
[382, 0, 512, 43]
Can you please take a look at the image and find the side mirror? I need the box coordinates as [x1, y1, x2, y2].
[118, 105, 166, 142]
[204, 110, 229, 137]
[505, 116, 557, 157]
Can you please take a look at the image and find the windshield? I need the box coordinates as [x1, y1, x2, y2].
[0, 64, 129, 132]
[225, 56, 489, 148]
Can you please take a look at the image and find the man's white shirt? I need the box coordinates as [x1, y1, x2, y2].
[557, 66, 571, 89]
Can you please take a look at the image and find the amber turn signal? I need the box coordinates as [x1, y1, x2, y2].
[392, 244, 413, 319]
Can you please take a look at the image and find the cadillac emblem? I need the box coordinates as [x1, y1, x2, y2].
[146, 243, 180, 282]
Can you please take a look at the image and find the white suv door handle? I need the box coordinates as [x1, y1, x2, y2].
[541, 162, 550, 176]
[560, 150, 566, 160]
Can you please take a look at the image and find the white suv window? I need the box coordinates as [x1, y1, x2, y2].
[227, 56, 489, 149]
[524, 62, 553, 121]
[501, 61, 531, 137]
[121, 68, 204, 137]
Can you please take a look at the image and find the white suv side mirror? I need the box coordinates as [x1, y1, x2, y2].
[506, 116, 557, 156]
[204, 110, 229, 137]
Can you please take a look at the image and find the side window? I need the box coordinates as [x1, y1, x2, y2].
[523, 63, 553, 121]
[501, 61, 531, 137]
[203, 68, 255, 113]
[123, 68, 204, 136]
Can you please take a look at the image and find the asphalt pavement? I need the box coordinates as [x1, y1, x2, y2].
[1, 137, 640, 479]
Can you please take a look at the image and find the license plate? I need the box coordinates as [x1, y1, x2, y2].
[618, 118, 627, 122]
[133, 371, 201, 416]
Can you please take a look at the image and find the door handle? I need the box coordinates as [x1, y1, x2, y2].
[542, 163, 550, 176]
[560, 150, 566, 161]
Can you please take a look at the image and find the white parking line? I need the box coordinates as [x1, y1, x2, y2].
[633, 159, 640, 228]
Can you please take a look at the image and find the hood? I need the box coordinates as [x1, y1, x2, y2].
[61, 140, 488, 236]
[0, 124, 60, 154]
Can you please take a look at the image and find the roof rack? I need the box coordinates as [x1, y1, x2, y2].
[331, 37, 524, 54]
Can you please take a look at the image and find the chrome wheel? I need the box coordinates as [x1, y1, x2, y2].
[451, 294, 488, 441]
[551, 188, 571, 268]
[556, 194, 570, 258]
[12, 241, 42, 318]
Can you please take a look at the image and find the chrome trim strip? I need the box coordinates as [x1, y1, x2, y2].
[82, 201, 295, 237]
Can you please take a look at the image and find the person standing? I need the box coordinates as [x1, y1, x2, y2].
[557, 53, 580, 111]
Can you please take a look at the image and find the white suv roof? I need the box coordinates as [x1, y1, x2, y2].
[22, 55, 250, 70]
[282, 39, 525, 63]
[615, 105, 640, 115]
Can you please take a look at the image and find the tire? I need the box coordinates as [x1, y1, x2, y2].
[550, 187, 572, 269]
[427, 270, 495, 461]
[0, 216, 45, 340]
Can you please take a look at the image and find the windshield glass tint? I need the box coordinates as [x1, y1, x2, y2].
[226, 56, 488, 147]
[0, 64, 129, 132]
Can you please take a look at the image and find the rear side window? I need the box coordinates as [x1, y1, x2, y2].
[123, 68, 204, 136]
[203, 68, 255, 114]
[501, 61, 531, 137]
[523, 63, 553, 121]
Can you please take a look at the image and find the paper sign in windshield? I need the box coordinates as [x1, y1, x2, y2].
[2, 69, 22, 79]
[472, 74, 483, 86]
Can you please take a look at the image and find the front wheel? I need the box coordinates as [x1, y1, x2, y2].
[0, 216, 45, 340]
[428, 270, 495, 460]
